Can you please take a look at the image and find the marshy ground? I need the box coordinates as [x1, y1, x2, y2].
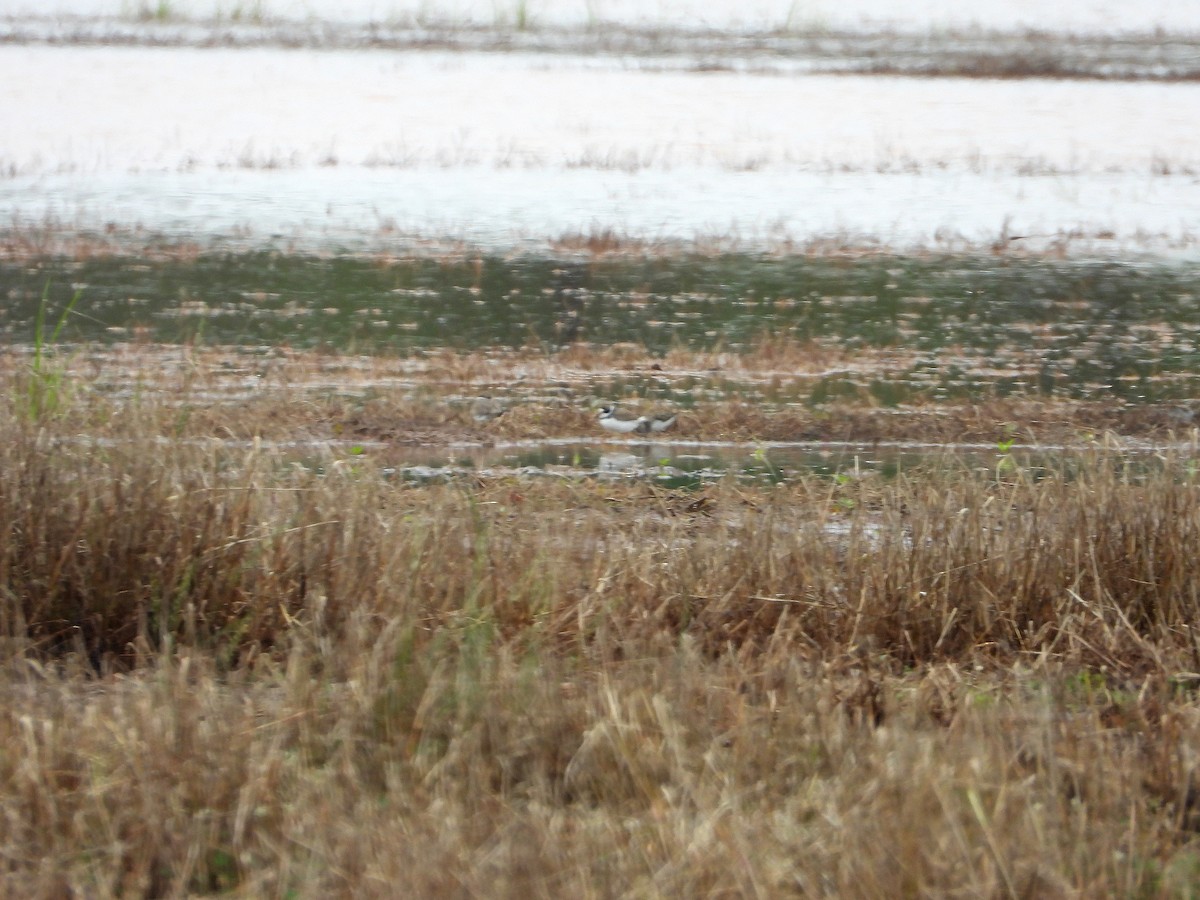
[7, 360, 1200, 896]
[4, 243, 1200, 896]
[5, 3, 1200, 888]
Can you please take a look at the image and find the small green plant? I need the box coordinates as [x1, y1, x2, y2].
[752, 444, 778, 480]
[27, 283, 82, 421]
[995, 426, 1019, 477]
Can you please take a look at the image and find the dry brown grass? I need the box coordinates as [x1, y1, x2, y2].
[5, 358, 1200, 896]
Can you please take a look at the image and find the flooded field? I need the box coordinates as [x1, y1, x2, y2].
[4, 315, 1196, 488]
[3, 1, 1199, 477]
[10, 6, 1200, 896]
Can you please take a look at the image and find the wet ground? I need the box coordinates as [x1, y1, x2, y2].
[10, 335, 1197, 488]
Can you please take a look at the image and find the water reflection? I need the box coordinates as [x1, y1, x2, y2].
[375, 439, 1005, 487]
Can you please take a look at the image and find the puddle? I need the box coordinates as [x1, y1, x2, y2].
[307, 438, 1138, 489]
[126, 434, 1175, 497]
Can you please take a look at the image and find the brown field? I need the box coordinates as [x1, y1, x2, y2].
[4, 344, 1200, 897]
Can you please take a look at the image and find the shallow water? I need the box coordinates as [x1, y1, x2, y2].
[385, 438, 1021, 484]
[2, 36, 1199, 255]
[182, 434, 1175, 490]
[7, 252, 1200, 403]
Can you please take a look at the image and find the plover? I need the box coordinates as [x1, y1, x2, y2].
[598, 405, 676, 435]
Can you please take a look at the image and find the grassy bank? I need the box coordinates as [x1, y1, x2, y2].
[3, 371, 1200, 896]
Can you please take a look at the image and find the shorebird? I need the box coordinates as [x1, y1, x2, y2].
[598, 405, 676, 435]
[641, 411, 677, 433]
